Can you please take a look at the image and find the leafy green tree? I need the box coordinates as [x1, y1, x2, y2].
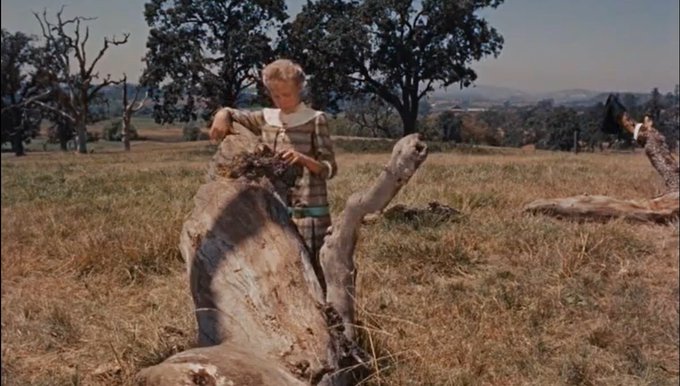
[620, 93, 641, 119]
[644, 87, 663, 122]
[578, 102, 613, 151]
[142, 0, 287, 123]
[283, 0, 504, 136]
[1, 30, 46, 156]
[345, 95, 401, 138]
[436, 110, 462, 142]
[666, 85, 679, 149]
[519, 99, 553, 146]
[478, 108, 523, 147]
[654, 85, 679, 149]
[541, 106, 580, 151]
[45, 114, 75, 150]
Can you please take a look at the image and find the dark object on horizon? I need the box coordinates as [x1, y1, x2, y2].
[600, 93, 628, 134]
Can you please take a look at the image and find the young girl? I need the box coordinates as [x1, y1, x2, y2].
[210, 59, 337, 272]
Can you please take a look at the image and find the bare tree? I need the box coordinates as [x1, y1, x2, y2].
[31, 6, 129, 154]
[121, 73, 146, 151]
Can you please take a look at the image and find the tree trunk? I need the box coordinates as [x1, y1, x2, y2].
[76, 122, 88, 154]
[122, 117, 131, 152]
[57, 122, 71, 152]
[121, 76, 136, 152]
[400, 110, 418, 136]
[11, 133, 25, 156]
[136, 125, 429, 385]
[59, 136, 68, 151]
[573, 130, 579, 154]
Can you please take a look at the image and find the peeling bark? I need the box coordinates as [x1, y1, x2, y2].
[136, 129, 429, 385]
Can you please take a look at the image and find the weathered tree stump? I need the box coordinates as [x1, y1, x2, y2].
[136, 125, 428, 385]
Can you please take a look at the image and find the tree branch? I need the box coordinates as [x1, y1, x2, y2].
[88, 76, 124, 101]
[87, 33, 129, 77]
[418, 79, 434, 99]
[81, 25, 90, 66]
[321, 134, 428, 340]
[0, 90, 53, 114]
[29, 100, 75, 123]
[73, 18, 87, 75]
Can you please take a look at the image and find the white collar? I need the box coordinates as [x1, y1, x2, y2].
[263, 103, 322, 128]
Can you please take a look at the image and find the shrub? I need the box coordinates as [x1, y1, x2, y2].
[182, 123, 208, 141]
[102, 119, 138, 141]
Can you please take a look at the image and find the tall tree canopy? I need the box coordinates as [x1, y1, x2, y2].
[1, 30, 47, 155]
[283, 0, 504, 135]
[142, 0, 287, 123]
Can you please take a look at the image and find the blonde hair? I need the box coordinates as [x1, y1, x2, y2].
[262, 59, 306, 88]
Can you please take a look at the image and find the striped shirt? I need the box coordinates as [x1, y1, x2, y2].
[221, 106, 337, 209]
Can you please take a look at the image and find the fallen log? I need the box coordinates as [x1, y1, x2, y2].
[136, 127, 428, 385]
[525, 111, 679, 224]
[524, 191, 679, 224]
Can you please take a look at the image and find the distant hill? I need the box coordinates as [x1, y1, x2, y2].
[94, 83, 655, 115]
[430, 84, 652, 108]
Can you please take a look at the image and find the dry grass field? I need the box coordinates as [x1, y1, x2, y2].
[1, 131, 678, 385]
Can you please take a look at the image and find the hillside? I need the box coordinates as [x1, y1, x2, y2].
[430, 84, 652, 109]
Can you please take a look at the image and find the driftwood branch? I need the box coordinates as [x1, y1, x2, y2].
[320, 134, 428, 341]
[136, 128, 428, 385]
[524, 192, 679, 224]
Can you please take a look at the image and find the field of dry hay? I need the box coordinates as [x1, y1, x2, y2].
[1, 140, 678, 385]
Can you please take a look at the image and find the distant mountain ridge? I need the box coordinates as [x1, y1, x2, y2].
[95, 83, 655, 111]
[431, 84, 653, 107]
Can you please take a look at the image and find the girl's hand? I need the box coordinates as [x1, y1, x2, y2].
[279, 149, 306, 166]
[209, 109, 235, 143]
[279, 150, 326, 175]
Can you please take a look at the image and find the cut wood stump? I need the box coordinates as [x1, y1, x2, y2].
[136, 126, 428, 385]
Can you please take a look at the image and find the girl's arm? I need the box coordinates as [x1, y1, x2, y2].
[281, 114, 338, 179]
[280, 114, 337, 178]
[312, 113, 338, 179]
[210, 107, 264, 142]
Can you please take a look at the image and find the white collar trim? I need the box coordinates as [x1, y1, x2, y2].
[263, 103, 322, 128]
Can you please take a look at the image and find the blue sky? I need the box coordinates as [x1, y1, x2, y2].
[2, 0, 678, 93]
